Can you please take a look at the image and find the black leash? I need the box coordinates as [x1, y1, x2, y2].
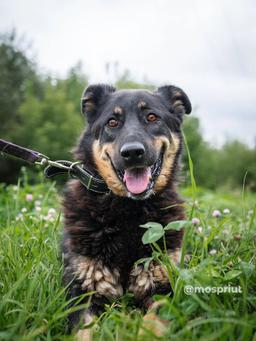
[0, 139, 110, 194]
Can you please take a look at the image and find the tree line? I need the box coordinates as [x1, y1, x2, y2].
[0, 32, 255, 191]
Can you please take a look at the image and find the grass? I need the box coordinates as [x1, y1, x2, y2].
[0, 175, 255, 340]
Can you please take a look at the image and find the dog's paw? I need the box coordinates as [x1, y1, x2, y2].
[129, 265, 154, 299]
[139, 301, 169, 339]
[128, 263, 169, 300]
[72, 256, 123, 299]
[76, 329, 92, 341]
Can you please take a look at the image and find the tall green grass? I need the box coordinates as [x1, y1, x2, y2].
[0, 161, 255, 340]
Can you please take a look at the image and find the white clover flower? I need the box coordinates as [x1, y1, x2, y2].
[16, 213, 23, 221]
[192, 217, 200, 225]
[26, 194, 33, 201]
[212, 210, 221, 218]
[223, 208, 230, 214]
[43, 213, 56, 222]
[197, 226, 203, 234]
[209, 249, 217, 255]
[48, 208, 56, 216]
[35, 206, 41, 212]
[35, 200, 41, 207]
[21, 207, 27, 213]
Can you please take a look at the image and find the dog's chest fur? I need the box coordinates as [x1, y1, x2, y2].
[62, 180, 184, 288]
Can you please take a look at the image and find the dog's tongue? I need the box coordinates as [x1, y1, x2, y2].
[123, 167, 151, 194]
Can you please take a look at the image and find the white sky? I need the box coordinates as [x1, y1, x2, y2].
[0, 0, 256, 147]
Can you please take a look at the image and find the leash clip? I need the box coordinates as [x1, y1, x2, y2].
[0, 138, 111, 195]
[35, 156, 49, 166]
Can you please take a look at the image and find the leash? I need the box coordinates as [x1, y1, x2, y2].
[0, 139, 110, 194]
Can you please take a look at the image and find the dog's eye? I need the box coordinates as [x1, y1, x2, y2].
[107, 118, 119, 128]
[146, 113, 158, 123]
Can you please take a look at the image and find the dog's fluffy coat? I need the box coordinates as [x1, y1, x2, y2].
[62, 84, 191, 333]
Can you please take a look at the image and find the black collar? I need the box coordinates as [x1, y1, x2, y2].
[44, 160, 110, 194]
[0, 139, 110, 194]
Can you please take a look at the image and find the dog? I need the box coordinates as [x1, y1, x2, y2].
[62, 84, 192, 339]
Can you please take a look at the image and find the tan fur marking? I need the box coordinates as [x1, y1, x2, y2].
[113, 106, 122, 114]
[92, 133, 179, 196]
[129, 265, 153, 299]
[76, 329, 92, 341]
[140, 300, 169, 337]
[140, 312, 169, 337]
[92, 140, 127, 196]
[73, 256, 123, 299]
[83, 312, 94, 325]
[138, 100, 147, 109]
[128, 262, 169, 300]
[76, 311, 95, 341]
[151, 264, 169, 283]
[153, 133, 180, 192]
[129, 249, 180, 300]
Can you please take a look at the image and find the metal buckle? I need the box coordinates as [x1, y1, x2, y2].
[87, 174, 93, 190]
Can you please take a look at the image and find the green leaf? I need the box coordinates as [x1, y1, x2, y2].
[134, 256, 154, 270]
[140, 222, 163, 229]
[144, 258, 153, 271]
[239, 261, 255, 278]
[224, 270, 242, 281]
[210, 269, 221, 278]
[142, 225, 165, 244]
[164, 220, 191, 231]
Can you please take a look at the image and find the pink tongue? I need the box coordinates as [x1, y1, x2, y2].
[123, 168, 151, 194]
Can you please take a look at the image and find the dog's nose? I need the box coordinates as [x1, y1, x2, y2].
[120, 142, 145, 163]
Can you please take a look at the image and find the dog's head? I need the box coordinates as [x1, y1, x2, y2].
[77, 84, 191, 199]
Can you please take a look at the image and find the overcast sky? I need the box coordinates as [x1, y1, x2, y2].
[0, 0, 255, 147]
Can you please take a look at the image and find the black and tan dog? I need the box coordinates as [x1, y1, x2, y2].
[62, 84, 191, 339]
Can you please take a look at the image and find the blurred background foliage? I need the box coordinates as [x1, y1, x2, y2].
[0, 32, 255, 191]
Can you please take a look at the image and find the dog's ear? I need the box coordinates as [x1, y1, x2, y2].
[156, 85, 192, 116]
[81, 84, 116, 123]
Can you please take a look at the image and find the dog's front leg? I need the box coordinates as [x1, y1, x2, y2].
[129, 249, 181, 337]
[63, 255, 123, 340]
